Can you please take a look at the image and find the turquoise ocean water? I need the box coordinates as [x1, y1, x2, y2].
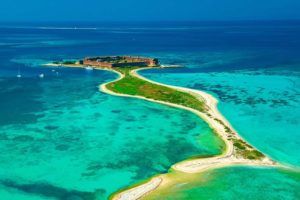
[0, 21, 299, 199]
[0, 69, 222, 199]
[147, 167, 300, 200]
[142, 68, 300, 166]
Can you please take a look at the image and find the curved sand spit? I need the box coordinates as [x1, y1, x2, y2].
[98, 67, 278, 200]
[44, 62, 292, 200]
[45, 63, 280, 199]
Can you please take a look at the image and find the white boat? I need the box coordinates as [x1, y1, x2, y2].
[161, 64, 182, 68]
[39, 73, 44, 78]
[85, 66, 93, 70]
[17, 67, 22, 78]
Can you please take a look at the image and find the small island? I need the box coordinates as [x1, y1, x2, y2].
[83, 56, 158, 68]
[46, 56, 278, 200]
[48, 56, 158, 68]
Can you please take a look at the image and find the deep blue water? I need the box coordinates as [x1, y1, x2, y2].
[0, 21, 299, 199]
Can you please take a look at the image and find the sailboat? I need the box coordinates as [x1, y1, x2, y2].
[17, 67, 22, 78]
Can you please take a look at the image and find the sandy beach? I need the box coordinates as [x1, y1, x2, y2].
[97, 67, 278, 200]
[45, 64, 279, 200]
[44, 63, 278, 200]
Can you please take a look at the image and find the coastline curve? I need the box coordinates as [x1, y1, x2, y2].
[99, 67, 277, 200]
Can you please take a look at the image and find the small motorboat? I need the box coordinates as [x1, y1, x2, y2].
[161, 64, 182, 68]
[39, 73, 45, 78]
[85, 66, 93, 70]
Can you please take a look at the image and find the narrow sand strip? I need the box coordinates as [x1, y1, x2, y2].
[112, 177, 162, 200]
[44, 63, 277, 200]
[98, 67, 277, 200]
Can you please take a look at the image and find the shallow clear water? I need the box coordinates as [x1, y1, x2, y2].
[142, 70, 300, 166]
[146, 167, 300, 200]
[0, 21, 299, 199]
[0, 69, 223, 199]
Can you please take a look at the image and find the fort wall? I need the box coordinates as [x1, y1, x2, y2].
[83, 56, 158, 68]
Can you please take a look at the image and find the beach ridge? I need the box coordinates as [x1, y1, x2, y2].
[99, 67, 277, 200]
[44, 63, 278, 200]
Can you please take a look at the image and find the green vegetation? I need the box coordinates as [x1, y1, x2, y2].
[241, 149, 265, 160]
[106, 67, 206, 113]
[52, 60, 81, 65]
[106, 67, 265, 161]
[62, 60, 76, 65]
[233, 140, 246, 150]
[224, 126, 232, 134]
[233, 138, 264, 160]
[213, 117, 263, 160]
[214, 118, 233, 134]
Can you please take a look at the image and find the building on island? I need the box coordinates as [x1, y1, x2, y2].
[83, 56, 159, 68]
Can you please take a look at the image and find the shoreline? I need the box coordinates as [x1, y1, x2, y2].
[44, 63, 279, 200]
[99, 67, 277, 200]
